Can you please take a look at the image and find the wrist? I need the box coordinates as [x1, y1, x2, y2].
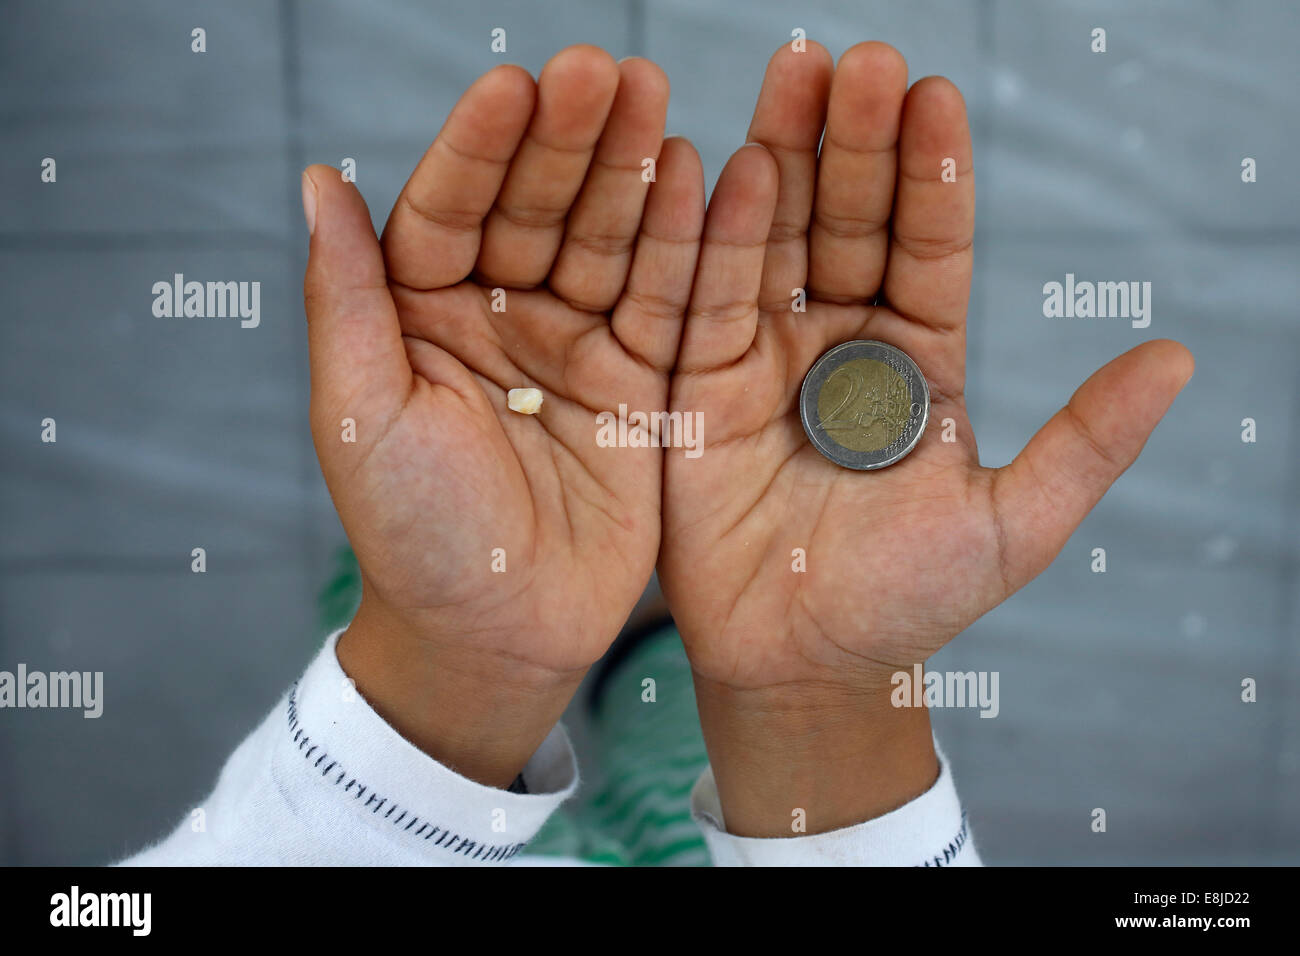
[337, 596, 587, 789]
[691, 670, 938, 838]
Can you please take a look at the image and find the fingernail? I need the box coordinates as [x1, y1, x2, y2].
[301, 171, 317, 236]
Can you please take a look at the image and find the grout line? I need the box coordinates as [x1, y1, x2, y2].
[0, 554, 307, 574]
[0, 232, 290, 251]
[968, 0, 996, 461]
[627, 0, 646, 57]
[11, 225, 1300, 255]
[276, 0, 326, 638]
[1262, 325, 1300, 852]
[951, 0, 1000, 776]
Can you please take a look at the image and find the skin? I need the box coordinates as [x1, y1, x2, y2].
[659, 42, 1193, 836]
[302, 43, 1193, 836]
[303, 47, 705, 787]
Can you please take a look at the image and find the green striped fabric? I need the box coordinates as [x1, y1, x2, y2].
[318, 546, 361, 638]
[526, 626, 710, 866]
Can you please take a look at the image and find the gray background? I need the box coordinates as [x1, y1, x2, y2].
[2, 0, 1296, 865]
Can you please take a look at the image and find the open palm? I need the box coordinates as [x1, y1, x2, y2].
[660, 43, 1192, 693]
[304, 48, 703, 678]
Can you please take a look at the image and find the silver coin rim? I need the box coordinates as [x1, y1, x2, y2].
[798, 340, 931, 471]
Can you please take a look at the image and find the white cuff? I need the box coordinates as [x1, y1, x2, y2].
[279, 629, 579, 863]
[690, 738, 980, 867]
[123, 630, 578, 866]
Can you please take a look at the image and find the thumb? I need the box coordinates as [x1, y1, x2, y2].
[991, 339, 1194, 594]
[302, 165, 410, 430]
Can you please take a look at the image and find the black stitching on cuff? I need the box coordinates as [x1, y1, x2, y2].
[919, 811, 970, 867]
[285, 682, 527, 863]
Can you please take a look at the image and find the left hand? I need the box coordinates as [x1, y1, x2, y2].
[658, 41, 1193, 834]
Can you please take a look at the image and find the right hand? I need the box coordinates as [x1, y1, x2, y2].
[302, 47, 704, 785]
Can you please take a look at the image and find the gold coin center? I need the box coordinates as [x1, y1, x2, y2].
[815, 358, 912, 453]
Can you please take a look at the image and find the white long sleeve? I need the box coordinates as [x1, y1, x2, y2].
[122, 632, 979, 866]
[121, 632, 578, 866]
[691, 740, 981, 866]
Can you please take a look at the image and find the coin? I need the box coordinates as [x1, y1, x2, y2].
[799, 340, 930, 470]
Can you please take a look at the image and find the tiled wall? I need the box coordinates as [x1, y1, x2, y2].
[2, 0, 1296, 864]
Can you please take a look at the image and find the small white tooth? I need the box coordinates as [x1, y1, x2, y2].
[507, 387, 543, 415]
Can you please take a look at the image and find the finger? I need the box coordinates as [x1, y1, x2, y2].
[808, 42, 907, 305]
[611, 136, 705, 371]
[549, 57, 670, 312]
[303, 166, 411, 432]
[744, 42, 833, 311]
[676, 144, 779, 375]
[991, 340, 1194, 593]
[880, 76, 975, 399]
[476, 45, 621, 288]
[381, 65, 535, 291]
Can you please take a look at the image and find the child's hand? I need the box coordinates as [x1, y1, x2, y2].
[658, 43, 1193, 834]
[302, 46, 703, 786]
